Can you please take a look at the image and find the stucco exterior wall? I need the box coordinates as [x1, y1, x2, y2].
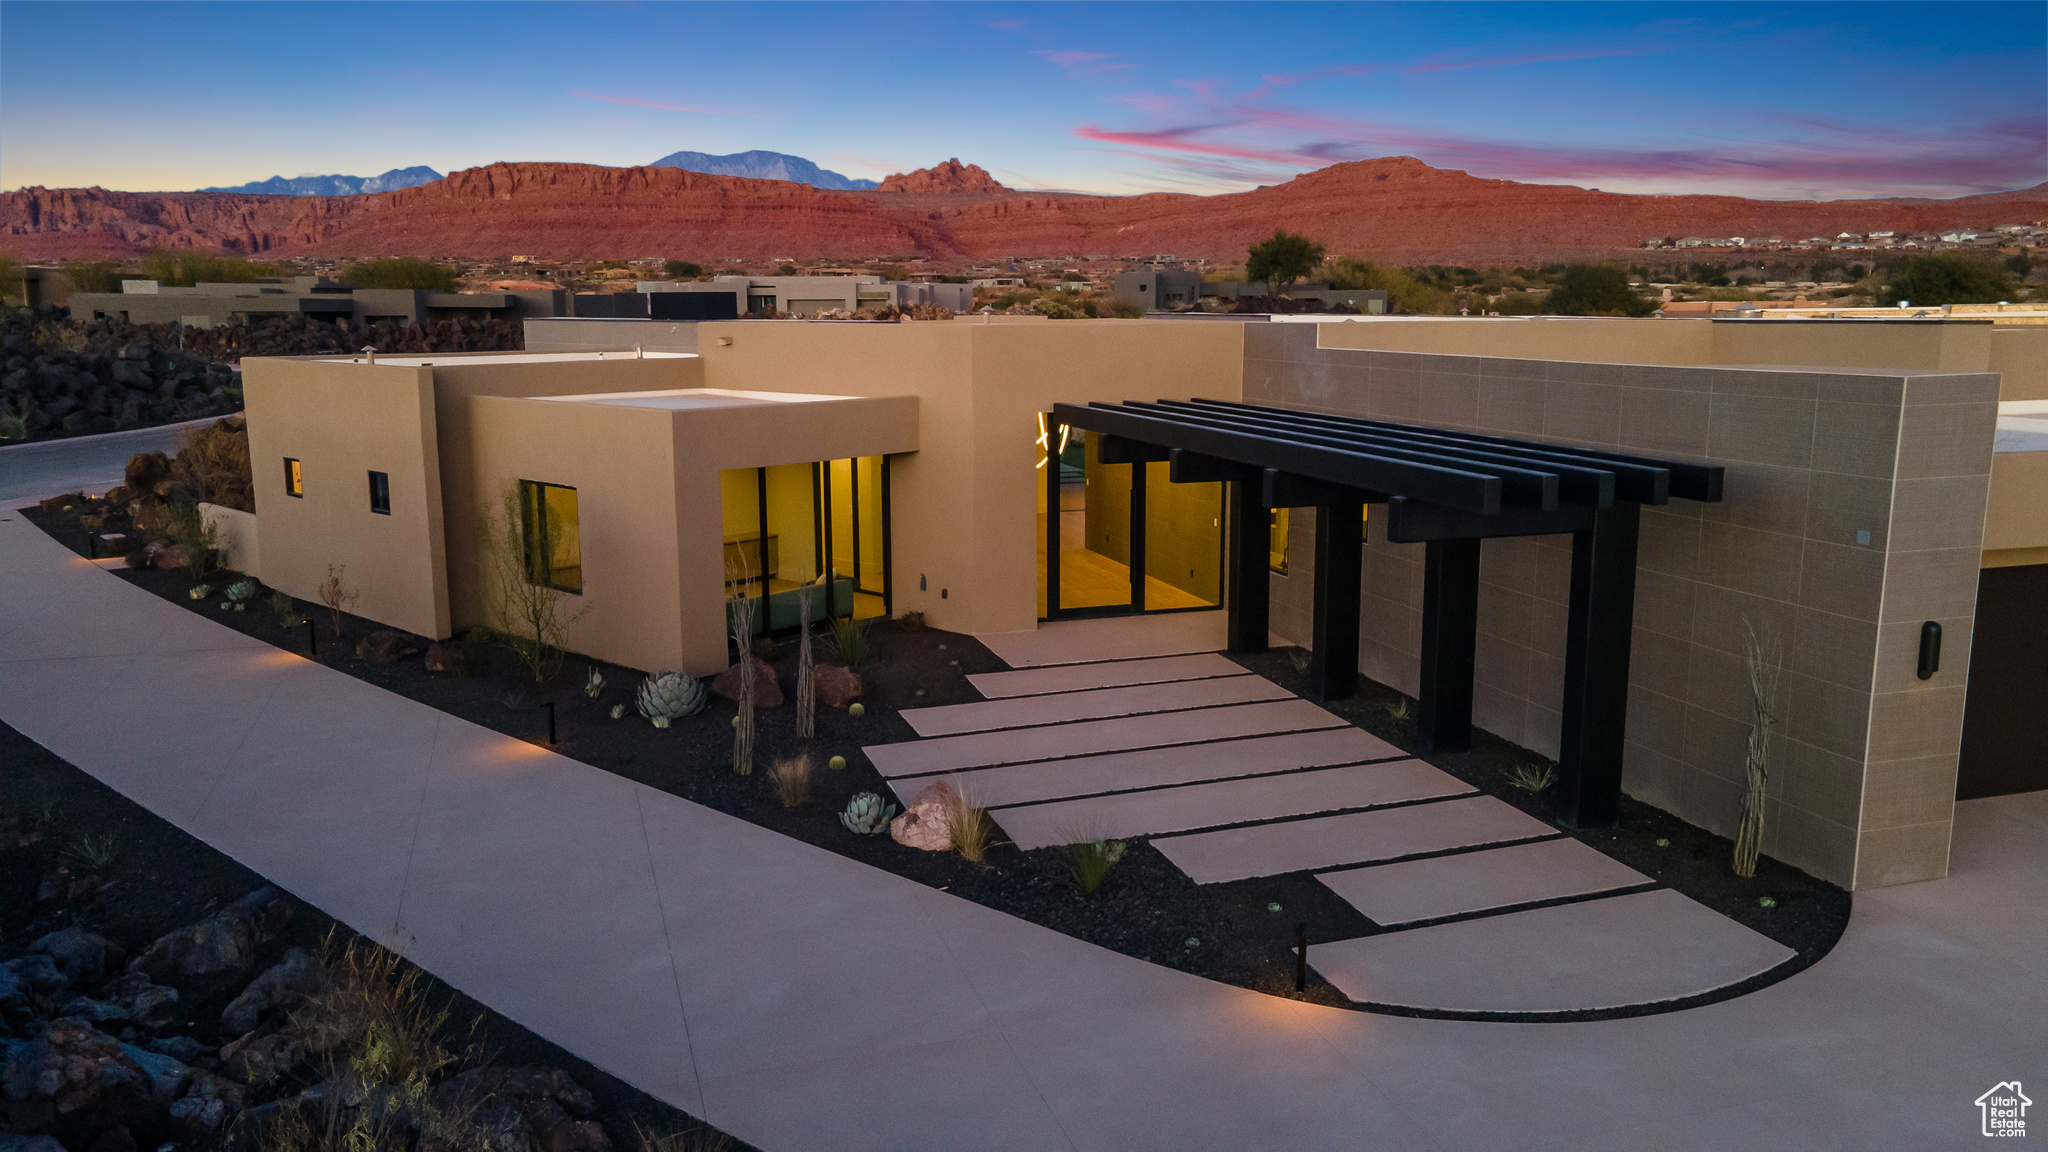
[244, 360, 450, 638]
[691, 319, 1245, 638]
[1248, 322, 1999, 889]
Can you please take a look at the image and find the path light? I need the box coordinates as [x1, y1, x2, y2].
[539, 701, 556, 745]
[1296, 922, 1309, 992]
[306, 619, 318, 657]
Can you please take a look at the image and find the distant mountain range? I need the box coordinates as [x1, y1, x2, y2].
[198, 166, 444, 196]
[648, 150, 878, 191]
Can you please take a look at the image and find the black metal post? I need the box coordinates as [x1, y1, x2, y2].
[1556, 502, 1641, 830]
[307, 619, 318, 657]
[1044, 415, 1061, 619]
[540, 701, 556, 744]
[1295, 922, 1309, 992]
[1417, 538, 1482, 755]
[1227, 479, 1270, 653]
[1309, 503, 1364, 700]
[87, 534, 97, 559]
[1128, 458, 1147, 612]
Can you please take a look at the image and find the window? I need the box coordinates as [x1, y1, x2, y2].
[518, 480, 582, 593]
[367, 471, 391, 515]
[1269, 508, 1288, 574]
[284, 457, 303, 498]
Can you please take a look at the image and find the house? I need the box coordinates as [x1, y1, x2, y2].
[639, 276, 971, 316]
[71, 276, 568, 329]
[242, 311, 2048, 893]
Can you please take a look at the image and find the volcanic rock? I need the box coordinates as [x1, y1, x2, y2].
[220, 948, 325, 1036]
[31, 929, 119, 985]
[711, 655, 783, 708]
[128, 887, 290, 983]
[890, 780, 957, 851]
[813, 663, 863, 708]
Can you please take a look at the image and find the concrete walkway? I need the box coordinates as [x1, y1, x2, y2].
[2, 513, 2043, 1150]
[0, 416, 221, 506]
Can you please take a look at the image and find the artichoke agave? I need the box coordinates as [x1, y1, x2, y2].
[637, 671, 705, 728]
[224, 580, 257, 611]
[584, 667, 606, 699]
[839, 792, 898, 835]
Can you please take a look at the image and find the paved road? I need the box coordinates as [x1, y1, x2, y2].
[0, 417, 219, 505]
[0, 514, 2039, 1151]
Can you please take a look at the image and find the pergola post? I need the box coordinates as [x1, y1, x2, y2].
[1556, 502, 1641, 829]
[1227, 479, 1270, 653]
[1309, 502, 1364, 700]
[1416, 538, 1481, 754]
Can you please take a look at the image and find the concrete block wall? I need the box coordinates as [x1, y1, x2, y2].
[1248, 323, 1998, 888]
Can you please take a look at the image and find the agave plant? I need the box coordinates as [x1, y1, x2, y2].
[584, 667, 606, 699]
[609, 704, 626, 720]
[637, 671, 705, 728]
[840, 792, 898, 835]
[223, 580, 257, 611]
[188, 584, 213, 601]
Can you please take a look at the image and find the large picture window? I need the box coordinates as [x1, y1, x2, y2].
[518, 480, 582, 593]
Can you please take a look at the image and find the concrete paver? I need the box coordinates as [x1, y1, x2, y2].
[900, 674, 1289, 736]
[864, 698, 1343, 777]
[1318, 837, 1653, 925]
[1152, 795, 1557, 884]
[1307, 888, 1796, 1012]
[884, 727, 1408, 809]
[5, 515, 2044, 1151]
[977, 609, 1229, 667]
[966, 652, 1249, 698]
[989, 760, 1469, 850]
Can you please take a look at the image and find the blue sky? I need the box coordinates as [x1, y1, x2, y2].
[2, 1, 2041, 200]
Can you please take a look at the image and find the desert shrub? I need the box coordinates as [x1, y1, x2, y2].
[1879, 254, 2020, 307]
[342, 256, 459, 291]
[171, 422, 253, 511]
[663, 260, 704, 280]
[1059, 823, 1126, 895]
[478, 484, 592, 682]
[0, 413, 25, 442]
[0, 254, 26, 305]
[1542, 264, 1656, 316]
[828, 615, 870, 669]
[316, 563, 360, 641]
[162, 498, 224, 580]
[896, 609, 927, 632]
[1031, 294, 1087, 320]
[1488, 291, 1543, 315]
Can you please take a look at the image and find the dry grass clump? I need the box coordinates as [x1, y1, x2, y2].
[768, 756, 812, 808]
[261, 933, 487, 1151]
[1058, 822, 1127, 895]
[945, 779, 995, 864]
[635, 1121, 733, 1152]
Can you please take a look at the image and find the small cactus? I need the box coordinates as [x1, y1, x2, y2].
[637, 671, 705, 728]
[840, 792, 897, 835]
[609, 704, 626, 720]
[584, 667, 606, 699]
[849, 702, 865, 717]
[828, 755, 847, 771]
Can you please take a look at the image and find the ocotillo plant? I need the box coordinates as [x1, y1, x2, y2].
[1734, 617, 1783, 879]
[727, 584, 756, 776]
[796, 585, 816, 739]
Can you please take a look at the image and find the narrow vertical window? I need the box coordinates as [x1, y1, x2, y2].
[367, 471, 391, 515]
[284, 457, 303, 498]
[517, 479, 582, 593]
[1268, 507, 1289, 574]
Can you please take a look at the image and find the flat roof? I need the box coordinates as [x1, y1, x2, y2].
[315, 351, 698, 367]
[1998, 400, 2048, 454]
[533, 388, 855, 410]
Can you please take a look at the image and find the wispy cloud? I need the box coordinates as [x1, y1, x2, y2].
[571, 91, 763, 118]
[1035, 50, 1134, 76]
[984, 18, 1026, 31]
[1405, 47, 1658, 73]
[1070, 82, 2047, 199]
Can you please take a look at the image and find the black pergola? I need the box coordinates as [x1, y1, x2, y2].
[1048, 398, 1723, 830]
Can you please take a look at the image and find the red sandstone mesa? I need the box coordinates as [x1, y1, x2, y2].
[6, 156, 2043, 264]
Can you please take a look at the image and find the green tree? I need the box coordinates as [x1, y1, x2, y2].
[664, 260, 703, 279]
[1542, 264, 1656, 316]
[63, 260, 123, 294]
[1245, 230, 1326, 297]
[1327, 257, 1455, 314]
[1880, 254, 2019, 307]
[2004, 251, 2032, 278]
[139, 249, 271, 287]
[342, 257, 459, 291]
[0, 253, 24, 306]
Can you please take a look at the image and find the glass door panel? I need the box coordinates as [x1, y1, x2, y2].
[1143, 461, 1220, 609]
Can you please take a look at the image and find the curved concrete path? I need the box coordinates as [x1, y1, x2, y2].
[0, 512, 2042, 1150]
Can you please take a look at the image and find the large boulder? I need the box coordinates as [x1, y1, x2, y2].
[30, 930, 118, 987]
[0, 1018, 189, 1140]
[889, 780, 957, 851]
[166, 1068, 244, 1135]
[127, 888, 291, 984]
[219, 949, 325, 1037]
[354, 630, 409, 665]
[711, 655, 783, 708]
[813, 664, 864, 709]
[219, 1031, 295, 1085]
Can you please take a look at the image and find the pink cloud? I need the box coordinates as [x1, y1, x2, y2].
[571, 91, 762, 118]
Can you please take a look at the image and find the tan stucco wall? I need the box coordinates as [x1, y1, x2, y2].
[244, 360, 450, 638]
[199, 503, 259, 581]
[691, 320, 1246, 637]
[1985, 451, 2048, 552]
[1988, 328, 2048, 402]
[469, 391, 917, 676]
